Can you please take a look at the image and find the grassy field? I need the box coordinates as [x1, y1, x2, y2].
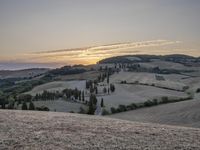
[16, 100, 87, 113]
[109, 94, 200, 128]
[26, 72, 190, 112]
[56, 70, 100, 81]
[0, 68, 48, 79]
[110, 71, 188, 91]
[33, 100, 87, 113]
[98, 83, 188, 109]
[139, 60, 192, 70]
[26, 80, 86, 95]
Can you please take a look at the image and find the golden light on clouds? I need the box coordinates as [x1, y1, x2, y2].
[1, 39, 199, 67]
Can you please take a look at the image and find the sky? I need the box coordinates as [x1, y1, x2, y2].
[0, 0, 200, 70]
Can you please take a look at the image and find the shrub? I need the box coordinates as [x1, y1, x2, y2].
[100, 98, 104, 107]
[144, 100, 154, 107]
[110, 84, 115, 92]
[118, 105, 127, 112]
[134, 81, 139, 84]
[196, 88, 200, 93]
[101, 109, 109, 115]
[79, 106, 86, 114]
[126, 103, 137, 110]
[36, 106, 49, 111]
[29, 101, 35, 110]
[152, 99, 158, 105]
[160, 96, 169, 104]
[136, 103, 144, 108]
[21, 102, 28, 110]
[126, 105, 134, 110]
[120, 80, 127, 84]
[110, 107, 117, 114]
[18, 94, 32, 102]
[103, 87, 107, 93]
[131, 103, 138, 109]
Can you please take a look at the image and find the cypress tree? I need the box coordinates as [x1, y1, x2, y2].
[29, 101, 35, 110]
[82, 91, 85, 102]
[101, 98, 104, 107]
[88, 94, 97, 115]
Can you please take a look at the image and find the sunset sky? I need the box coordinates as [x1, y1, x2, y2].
[0, 0, 200, 70]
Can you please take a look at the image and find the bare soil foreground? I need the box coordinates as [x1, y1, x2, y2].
[1, 110, 200, 150]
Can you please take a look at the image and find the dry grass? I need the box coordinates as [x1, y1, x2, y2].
[1, 110, 200, 150]
[26, 80, 86, 95]
[109, 97, 200, 128]
[0, 68, 48, 79]
[56, 71, 100, 81]
[110, 71, 187, 91]
[99, 83, 187, 109]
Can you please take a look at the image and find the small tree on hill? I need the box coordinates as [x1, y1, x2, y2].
[78, 91, 81, 101]
[18, 94, 32, 102]
[88, 98, 95, 115]
[29, 101, 35, 110]
[22, 102, 28, 110]
[95, 86, 98, 94]
[82, 91, 85, 102]
[100, 98, 104, 107]
[87, 94, 97, 115]
[0, 91, 8, 109]
[107, 72, 109, 84]
[90, 86, 94, 94]
[110, 84, 115, 92]
[103, 87, 107, 94]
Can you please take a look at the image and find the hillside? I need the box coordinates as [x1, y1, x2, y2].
[98, 54, 199, 64]
[0, 68, 48, 79]
[1, 110, 200, 150]
[109, 98, 200, 128]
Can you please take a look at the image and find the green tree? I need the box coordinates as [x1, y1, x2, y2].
[0, 91, 8, 109]
[100, 98, 104, 107]
[18, 94, 32, 102]
[87, 94, 97, 115]
[110, 84, 115, 92]
[103, 87, 107, 94]
[95, 86, 98, 94]
[82, 91, 85, 102]
[7, 96, 15, 109]
[90, 86, 94, 94]
[29, 101, 35, 110]
[22, 102, 28, 110]
[107, 72, 109, 84]
[78, 91, 81, 101]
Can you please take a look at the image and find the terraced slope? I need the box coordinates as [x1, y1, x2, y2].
[1, 110, 200, 150]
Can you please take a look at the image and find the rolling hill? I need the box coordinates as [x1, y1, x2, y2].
[109, 98, 200, 128]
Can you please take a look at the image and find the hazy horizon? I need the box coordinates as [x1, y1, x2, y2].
[0, 0, 200, 70]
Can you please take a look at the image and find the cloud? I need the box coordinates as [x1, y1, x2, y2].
[28, 40, 181, 60]
[1, 39, 183, 66]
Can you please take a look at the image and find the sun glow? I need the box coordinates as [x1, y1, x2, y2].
[1, 40, 199, 68]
